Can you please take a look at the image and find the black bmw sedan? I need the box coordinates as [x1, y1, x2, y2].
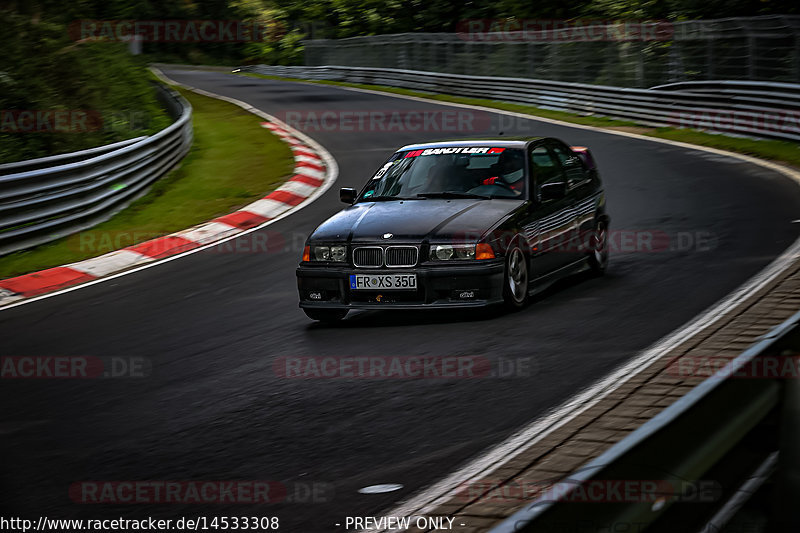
[297, 137, 610, 322]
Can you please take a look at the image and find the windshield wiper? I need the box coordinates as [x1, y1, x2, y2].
[416, 192, 490, 199]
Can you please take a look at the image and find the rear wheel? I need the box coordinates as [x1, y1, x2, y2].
[587, 220, 609, 275]
[503, 245, 529, 310]
[303, 309, 348, 323]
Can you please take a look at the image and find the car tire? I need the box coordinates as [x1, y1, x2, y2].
[587, 219, 609, 275]
[303, 309, 348, 323]
[503, 244, 529, 310]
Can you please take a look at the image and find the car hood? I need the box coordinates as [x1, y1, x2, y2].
[309, 199, 524, 243]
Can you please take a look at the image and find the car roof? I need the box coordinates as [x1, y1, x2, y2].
[397, 138, 544, 152]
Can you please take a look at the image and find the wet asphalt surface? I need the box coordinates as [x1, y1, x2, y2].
[0, 70, 799, 531]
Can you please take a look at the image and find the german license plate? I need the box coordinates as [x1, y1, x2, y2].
[350, 273, 417, 290]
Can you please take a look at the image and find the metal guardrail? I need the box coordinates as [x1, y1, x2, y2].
[0, 85, 193, 257]
[487, 310, 800, 532]
[249, 65, 800, 144]
[653, 79, 800, 110]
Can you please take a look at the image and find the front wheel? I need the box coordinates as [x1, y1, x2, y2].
[503, 245, 529, 310]
[303, 309, 348, 323]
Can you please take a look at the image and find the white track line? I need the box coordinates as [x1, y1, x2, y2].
[373, 239, 800, 530]
[293, 75, 800, 531]
[6, 71, 799, 527]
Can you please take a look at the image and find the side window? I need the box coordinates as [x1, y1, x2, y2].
[530, 145, 565, 187]
[550, 142, 587, 186]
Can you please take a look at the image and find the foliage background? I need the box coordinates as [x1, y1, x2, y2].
[1, 0, 796, 161]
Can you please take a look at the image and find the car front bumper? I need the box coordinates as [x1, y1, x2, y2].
[296, 260, 505, 310]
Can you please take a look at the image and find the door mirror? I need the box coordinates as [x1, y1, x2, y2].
[340, 187, 357, 204]
[539, 182, 567, 202]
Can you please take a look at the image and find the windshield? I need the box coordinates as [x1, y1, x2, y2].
[360, 147, 526, 201]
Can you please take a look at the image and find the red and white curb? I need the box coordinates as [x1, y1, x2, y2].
[0, 76, 338, 309]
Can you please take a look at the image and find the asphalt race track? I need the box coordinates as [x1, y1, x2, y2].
[1, 70, 799, 531]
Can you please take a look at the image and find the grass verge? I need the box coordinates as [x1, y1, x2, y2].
[0, 85, 295, 279]
[242, 72, 800, 168]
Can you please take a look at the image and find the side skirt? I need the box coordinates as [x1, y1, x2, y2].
[527, 258, 591, 296]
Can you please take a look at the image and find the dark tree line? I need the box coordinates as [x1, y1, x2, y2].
[2, 0, 797, 65]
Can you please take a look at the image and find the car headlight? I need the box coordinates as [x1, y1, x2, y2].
[314, 246, 331, 261]
[330, 245, 347, 262]
[431, 244, 476, 260]
[304, 245, 347, 262]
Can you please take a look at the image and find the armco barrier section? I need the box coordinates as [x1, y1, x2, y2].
[0, 85, 192, 256]
[489, 311, 800, 532]
[248, 65, 800, 143]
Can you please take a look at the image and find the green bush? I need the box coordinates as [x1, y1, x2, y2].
[0, 12, 171, 164]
